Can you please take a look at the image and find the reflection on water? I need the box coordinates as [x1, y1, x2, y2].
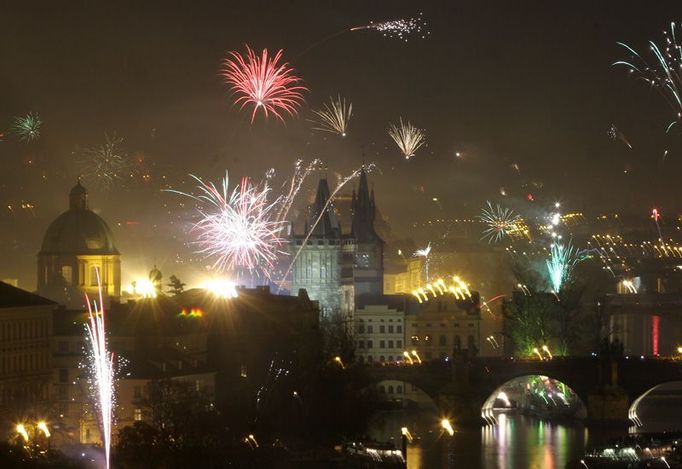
[369, 410, 596, 469]
[367, 384, 682, 468]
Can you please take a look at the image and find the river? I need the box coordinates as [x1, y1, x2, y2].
[369, 384, 682, 469]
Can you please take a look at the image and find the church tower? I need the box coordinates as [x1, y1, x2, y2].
[291, 178, 348, 317]
[351, 167, 384, 297]
[37, 181, 121, 308]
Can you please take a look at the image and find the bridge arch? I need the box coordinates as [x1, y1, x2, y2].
[374, 379, 439, 411]
[480, 374, 587, 425]
[628, 380, 682, 428]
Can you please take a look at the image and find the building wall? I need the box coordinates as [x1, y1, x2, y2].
[0, 305, 54, 440]
[354, 305, 405, 364]
[291, 240, 343, 316]
[37, 253, 121, 307]
[405, 298, 481, 362]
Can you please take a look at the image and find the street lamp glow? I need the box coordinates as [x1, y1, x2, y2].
[134, 278, 157, 298]
[333, 356, 345, 369]
[37, 421, 50, 438]
[16, 423, 29, 442]
[401, 427, 414, 442]
[541, 345, 553, 360]
[411, 350, 422, 364]
[204, 278, 238, 298]
[403, 351, 414, 364]
[441, 418, 454, 436]
[677, 346, 682, 355]
[533, 347, 544, 360]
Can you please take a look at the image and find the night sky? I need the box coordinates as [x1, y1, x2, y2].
[1, 1, 681, 288]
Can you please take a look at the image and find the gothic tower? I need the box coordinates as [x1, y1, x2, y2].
[291, 178, 346, 316]
[351, 167, 384, 297]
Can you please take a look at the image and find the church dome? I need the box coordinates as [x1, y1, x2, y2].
[39, 181, 119, 256]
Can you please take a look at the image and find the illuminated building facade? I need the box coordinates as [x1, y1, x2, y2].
[291, 168, 383, 318]
[0, 282, 55, 441]
[37, 181, 121, 308]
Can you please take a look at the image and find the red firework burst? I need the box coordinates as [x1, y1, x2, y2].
[222, 46, 306, 123]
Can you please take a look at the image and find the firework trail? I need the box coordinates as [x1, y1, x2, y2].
[614, 22, 682, 133]
[279, 164, 375, 288]
[545, 241, 583, 292]
[607, 123, 633, 149]
[413, 242, 432, 282]
[222, 46, 307, 123]
[479, 201, 522, 243]
[11, 113, 42, 142]
[84, 269, 114, 469]
[310, 95, 353, 136]
[171, 173, 287, 279]
[76, 134, 131, 189]
[274, 158, 322, 224]
[350, 13, 430, 41]
[652, 208, 668, 255]
[388, 118, 426, 159]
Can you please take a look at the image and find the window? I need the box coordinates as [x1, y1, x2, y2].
[467, 335, 476, 350]
[134, 409, 142, 421]
[61, 266, 73, 286]
[397, 325, 402, 333]
[367, 356, 373, 363]
[367, 340, 373, 349]
[439, 335, 447, 346]
[388, 325, 394, 333]
[454, 335, 461, 351]
[367, 325, 373, 333]
[379, 356, 385, 363]
[90, 265, 100, 286]
[59, 368, 68, 383]
[358, 356, 365, 364]
[358, 324, 365, 334]
[388, 385, 394, 394]
[379, 325, 385, 333]
[425, 335, 432, 345]
[388, 340, 394, 348]
[388, 355, 394, 362]
[379, 340, 385, 348]
[411, 335, 419, 346]
[240, 363, 248, 378]
[58, 341, 69, 353]
[397, 385, 403, 394]
[134, 386, 142, 398]
[358, 340, 365, 349]
[397, 340, 402, 348]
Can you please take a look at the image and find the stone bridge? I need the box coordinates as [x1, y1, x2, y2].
[366, 357, 682, 424]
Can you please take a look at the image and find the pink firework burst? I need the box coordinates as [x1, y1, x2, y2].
[182, 174, 287, 277]
[222, 46, 307, 122]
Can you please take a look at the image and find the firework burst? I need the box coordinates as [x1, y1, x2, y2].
[11, 113, 42, 142]
[614, 22, 682, 132]
[351, 12, 430, 41]
[479, 201, 522, 243]
[174, 173, 287, 278]
[546, 241, 583, 292]
[77, 134, 131, 188]
[310, 95, 352, 136]
[388, 117, 426, 159]
[84, 269, 114, 469]
[222, 46, 307, 123]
